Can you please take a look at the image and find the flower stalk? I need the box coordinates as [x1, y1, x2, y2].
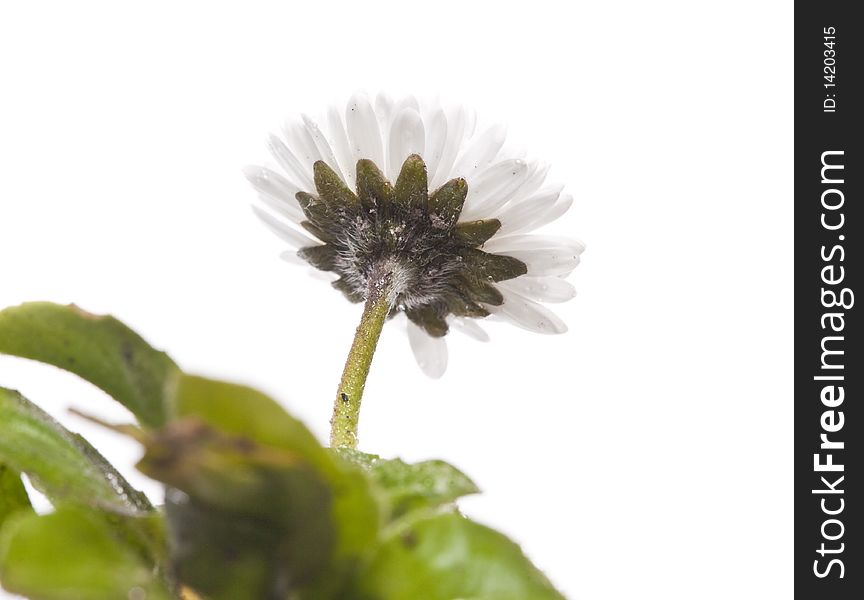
[329, 267, 394, 448]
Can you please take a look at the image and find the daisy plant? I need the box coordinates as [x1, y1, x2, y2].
[0, 93, 583, 600]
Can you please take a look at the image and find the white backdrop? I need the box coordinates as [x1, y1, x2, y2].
[0, 1, 793, 599]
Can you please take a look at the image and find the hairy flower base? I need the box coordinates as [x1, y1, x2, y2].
[296, 155, 527, 338]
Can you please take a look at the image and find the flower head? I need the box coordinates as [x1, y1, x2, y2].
[246, 93, 584, 377]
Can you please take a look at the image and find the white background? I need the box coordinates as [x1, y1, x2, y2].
[0, 1, 793, 599]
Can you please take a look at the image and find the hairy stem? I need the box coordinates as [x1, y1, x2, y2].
[329, 269, 394, 449]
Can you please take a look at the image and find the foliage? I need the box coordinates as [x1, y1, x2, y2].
[0, 302, 565, 599]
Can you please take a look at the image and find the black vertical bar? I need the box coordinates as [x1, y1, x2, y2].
[795, 2, 862, 598]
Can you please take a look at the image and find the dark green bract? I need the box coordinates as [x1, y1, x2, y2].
[296, 156, 527, 337]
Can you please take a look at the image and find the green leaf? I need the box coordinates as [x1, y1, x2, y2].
[166, 375, 382, 596]
[0, 302, 180, 427]
[165, 496, 299, 600]
[0, 464, 33, 532]
[135, 418, 334, 599]
[339, 451, 479, 520]
[0, 387, 151, 515]
[356, 512, 566, 600]
[0, 505, 169, 600]
[171, 374, 324, 462]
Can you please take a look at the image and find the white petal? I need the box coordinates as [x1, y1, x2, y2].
[417, 94, 441, 120]
[252, 205, 319, 249]
[406, 318, 448, 378]
[326, 106, 356, 187]
[484, 234, 586, 255]
[502, 162, 550, 207]
[501, 194, 573, 235]
[387, 107, 426, 181]
[282, 119, 323, 166]
[463, 107, 478, 139]
[346, 92, 384, 167]
[429, 105, 468, 190]
[486, 290, 568, 334]
[519, 192, 573, 232]
[423, 109, 448, 183]
[374, 93, 395, 167]
[497, 277, 576, 303]
[389, 95, 420, 118]
[496, 186, 562, 234]
[484, 234, 584, 276]
[243, 166, 301, 204]
[374, 92, 395, 128]
[307, 267, 340, 282]
[452, 123, 506, 178]
[448, 316, 490, 342]
[279, 250, 306, 266]
[256, 193, 303, 224]
[501, 248, 582, 276]
[267, 135, 315, 191]
[460, 159, 530, 220]
[302, 114, 345, 182]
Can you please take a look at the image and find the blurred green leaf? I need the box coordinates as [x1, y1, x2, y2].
[0, 464, 33, 532]
[339, 450, 479, 519]
[136, 418, 334, 599]
[166, 495, 298, 600]
[0, 388, 165, 573]
[0, 302, 179, 426]
[128, 375, 383, 598]
[0, 387, 151, 515]
[0, 505, 170, 600]
[172, 375, 381, 563]
[356, 512, 566, 600]
[171, 374, 322, 460]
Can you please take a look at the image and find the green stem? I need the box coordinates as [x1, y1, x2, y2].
[329, 270, 394, 449]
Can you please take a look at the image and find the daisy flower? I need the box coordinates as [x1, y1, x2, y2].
[245, 93, 584, 446]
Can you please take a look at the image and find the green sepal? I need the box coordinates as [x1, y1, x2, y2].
[406, 306, 448, 337]
[297, 244, 339, 271]
[314, 161, 358, 208]
[428, 177, 467, 226]
[296, 191, 340, 231]
[463, 248, 528, 282]
[301, 220, 337, 244]
[393, 154, 428, 211]
[470, 283, 505, 305]
[446, 296, 491, 318]
[459, 278, 504, 306]
[356, 159, 393, 209]
[332, 277, 364, 303]
[454, 218, 502, 247]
